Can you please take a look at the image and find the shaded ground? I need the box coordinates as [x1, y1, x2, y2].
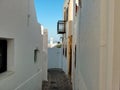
[42, 68, 72, 90]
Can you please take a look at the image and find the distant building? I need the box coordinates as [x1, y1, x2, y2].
[41, 25, 44, 35]
[48, 37, 58, 48]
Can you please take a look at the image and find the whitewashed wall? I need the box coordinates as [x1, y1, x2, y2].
[63, 0, 120, 90]
[42, 29, 48, 81]
[62, 55, 67, 74]
[75, 0, 101, 90]
[74, 0, 120, 90]
[48, 47, 67, 73]
[48, 47, 62, 69]
[0, 0, 47, 90]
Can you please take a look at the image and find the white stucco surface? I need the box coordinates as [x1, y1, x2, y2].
[62, 0, 120, 90]
[74, 0, 120, 90]
[48, 47, 67, 73]
[48, 47, 62, 69]
[75, 0, 101, 90]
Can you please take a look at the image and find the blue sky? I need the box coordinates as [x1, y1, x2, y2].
[34, 0, 64, 41]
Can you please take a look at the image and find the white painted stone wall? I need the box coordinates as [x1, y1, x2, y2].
[73, 0, 120, 90]
[74, 0, 101, 90]
[0, 0, 47, 90]
[62, 0, 120, 90]
[48, 47, 67, 73]
[48, 47, 62, 69]
[62, 55, 67, 74]
[42, 29, 48, 81]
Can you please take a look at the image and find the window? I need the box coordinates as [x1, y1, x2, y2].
[0, 40, 7, 73]
[79, 0, 82, 8]
[74, 45, 76, 68]
[57, 20, 66, 34]
[34, 48, 39, 63]
[75, 4, 79, 16]
[63, 47, 64, 55]
[65, 46, 67, 57]
[75, 0, 82, 16]
[64, 7, 69, 21]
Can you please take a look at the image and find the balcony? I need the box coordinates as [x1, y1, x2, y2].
[57, 20, 66, 34]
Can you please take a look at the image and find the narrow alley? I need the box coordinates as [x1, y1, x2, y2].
[42, 69, 72, 90]
[0, 0, 120, 90]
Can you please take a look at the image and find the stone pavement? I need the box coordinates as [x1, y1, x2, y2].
[42, 68, 72, 90]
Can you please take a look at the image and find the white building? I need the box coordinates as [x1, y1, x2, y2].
[58, 0, 120, 90]
[48, 37, 58, 48]
[0, 0, 48, 90]
[74, 0, 120, 90]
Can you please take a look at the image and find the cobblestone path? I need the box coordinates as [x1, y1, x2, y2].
[42, 68, 72, 90]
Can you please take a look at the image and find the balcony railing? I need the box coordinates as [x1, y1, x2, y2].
[57, 20, 66, 34]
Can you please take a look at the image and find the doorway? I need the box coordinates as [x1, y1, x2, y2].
[68, 35, 72, 80]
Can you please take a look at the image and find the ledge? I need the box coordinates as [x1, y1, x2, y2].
[0, 71, 14, 81]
